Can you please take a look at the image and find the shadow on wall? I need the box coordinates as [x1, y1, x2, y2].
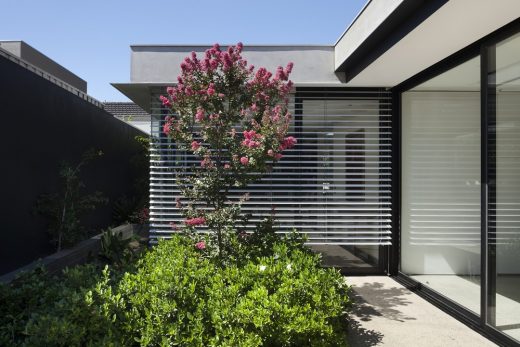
[0, 54, 148, 275]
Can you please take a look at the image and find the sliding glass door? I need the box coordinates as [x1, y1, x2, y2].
[401, 56, 481, 314]
[400, 26, 520, 345]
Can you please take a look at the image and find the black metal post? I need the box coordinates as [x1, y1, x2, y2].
[481, 44, 497, 327]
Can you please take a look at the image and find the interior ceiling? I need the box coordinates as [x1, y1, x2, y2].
[410, 32, 520, 92]
[496, 32, 520, 91]
[344, 0, 520, 88]
[411, 56, 480, 91]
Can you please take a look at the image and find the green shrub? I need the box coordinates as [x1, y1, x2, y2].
[0, 235, 350, 346]
[0, 264, 108, 346]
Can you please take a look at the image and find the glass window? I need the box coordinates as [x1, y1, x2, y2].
[489, 32, 520, 343]
[401, 56, 481, 314]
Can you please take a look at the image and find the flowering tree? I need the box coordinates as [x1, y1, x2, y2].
[161, 43, 296, 257]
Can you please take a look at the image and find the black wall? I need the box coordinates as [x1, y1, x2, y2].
[0, 55, 147, 274]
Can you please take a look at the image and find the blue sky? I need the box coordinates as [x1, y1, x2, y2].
[1, 0, 366, 101]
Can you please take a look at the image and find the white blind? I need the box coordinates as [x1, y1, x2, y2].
[149, 88, 392, 246]
[401, 91, 481, 250]
[492, 92, 520, 248]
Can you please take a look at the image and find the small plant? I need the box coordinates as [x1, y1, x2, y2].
[98, 228, 137, 268]
[36, 149, 108, 251]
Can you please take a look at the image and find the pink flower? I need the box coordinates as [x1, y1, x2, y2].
[242, 130, 262, 148]
[240, 157, 249, 165]
[243, 130, 256, 140]
[195, 108, 205, 122]
[222, 52, 232, 70]
[195, 241, 206, 250]
[207, 83, 215, 96]
[286, 62, 294, 74]
[160, 95, 171, 107]
[279, 136, 297, 151]
[218, 93, 225, 98]
[163, 122, 171, 135]
[242, 139, 260, 148]
[274, 153, 283, 160]
[169, 222, 178, 230]
[267, 149, 275, 157]
[185, 217, 206, 226]
[224, 163, 231, 170]
[200, 157, 212, 168]
[191, 141, 201, 151]
[166, 86, 175, 95]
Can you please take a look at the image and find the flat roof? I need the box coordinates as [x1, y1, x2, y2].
[0, 40, 87, 92]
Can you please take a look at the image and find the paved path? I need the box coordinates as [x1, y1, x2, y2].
[345, 276, 497, 347]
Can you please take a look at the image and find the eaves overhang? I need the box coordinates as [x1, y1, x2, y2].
[335, 0, 520, 87]
[111, 83, 163, 113]
[112, 82, 352, 113]
[334, 0, 447, 80]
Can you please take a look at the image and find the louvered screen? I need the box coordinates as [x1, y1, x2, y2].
[149, 87, 392, 246]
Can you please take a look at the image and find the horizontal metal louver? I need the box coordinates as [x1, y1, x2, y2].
[149, 87, 392, 246]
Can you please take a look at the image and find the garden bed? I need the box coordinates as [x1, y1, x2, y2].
[0, 233, 350, 346]
[0, 223, 147, 284]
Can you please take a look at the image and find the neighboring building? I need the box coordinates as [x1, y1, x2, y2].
[104, 102, 151, 134]
[0, 41, 147, 275]
[0, 40, 87, 92]
[113, 0, 520, 345]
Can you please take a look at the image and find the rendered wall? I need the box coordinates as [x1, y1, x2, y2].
[130, 45, 343, 84]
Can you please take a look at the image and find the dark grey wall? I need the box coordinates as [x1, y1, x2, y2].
[0, 54, 147, 274]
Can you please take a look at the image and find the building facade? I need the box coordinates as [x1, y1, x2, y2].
[104, 102, 151, 134]
[113, 1, 520, 345]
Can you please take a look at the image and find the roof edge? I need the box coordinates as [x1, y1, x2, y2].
[333, 0, 373, 46]
[130, 44, 333, 48]
[334, 0, 448, 80]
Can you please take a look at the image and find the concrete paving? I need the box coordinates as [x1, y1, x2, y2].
[345, 276, 497, 347]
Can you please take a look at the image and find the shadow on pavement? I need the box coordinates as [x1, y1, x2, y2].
[349, 281, 416, 323]
[346, 280, 417, 346]
[346, 317, 384, 347]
